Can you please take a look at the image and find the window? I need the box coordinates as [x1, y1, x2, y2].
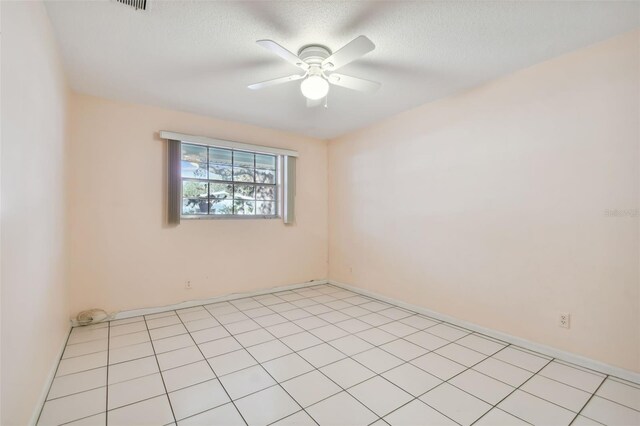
[180, 143, 279, 218]
[162, 131, 296, 225]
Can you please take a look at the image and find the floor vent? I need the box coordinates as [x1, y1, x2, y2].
[115, 0, 148, 11]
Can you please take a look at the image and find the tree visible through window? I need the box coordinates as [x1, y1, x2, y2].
[181, 143, 278, 217]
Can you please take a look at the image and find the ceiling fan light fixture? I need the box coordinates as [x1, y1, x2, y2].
[300, 75, 329, 100]
[250, 36, 379, 107]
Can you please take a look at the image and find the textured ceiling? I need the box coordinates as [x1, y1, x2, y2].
[45, 1, 639, 139]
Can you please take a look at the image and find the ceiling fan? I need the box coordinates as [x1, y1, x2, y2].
[248, 35, 381, 107]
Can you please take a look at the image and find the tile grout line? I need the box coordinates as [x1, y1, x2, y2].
[141, 321, 556, 412]
[468, 354, 555, 426]
[413, 341, 568, 425]
[55, 394, 173, 426]
[67, 296, 509, 367]
[51, 284, 636, 425]
[66, 285, 504, 374]
[215, 299, 334, 426]
[54, 331, 479, 424]
[178, 288, 621, 426]
[44, 385, 110, 404]
[197, 307, 321, 426]
[99, 310, 551, 393]
[150, 329, 407, 408]
[35, 327, 74, 425]
[63, 328, 110, 347]
[32, 287, 529, 422]
[105, 321, 110, 426]
[266, 409, 315, 426]
[332, 283, 638, 392]
[195, 285, 538, 425]
[311, 286, 472, 424]
[254, 288, 404, 419]
[390, 342, 533, 425]
[289, 286, 557, 425]
[295, 285, 609, 423]
[607, 375, 640, 389]
[496, 357, 613, 417]
[141, 315, 178, 425]
[253, 286, 493, 424]
[569, 375, 608, 425]
[171, 310, 251, 426]
[369, 329, 506, 425]
[53, 325, 560, 407]
[528, 369, 606, 395]
[549, 358, 611, 379]
[581, 390, 640, 415]
[191, 284, 622, 424]
[276, 287, 553, 381]
[244, 286, 481, 425]
[246, 296, 383, 425]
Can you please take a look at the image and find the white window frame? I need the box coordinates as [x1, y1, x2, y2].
[181, 143, 281, 220]
[161, 131, 297, 224]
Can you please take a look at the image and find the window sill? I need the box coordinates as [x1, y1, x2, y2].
[181, 215, 281, 220]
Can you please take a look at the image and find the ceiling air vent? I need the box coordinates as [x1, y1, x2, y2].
[115, 0, 148, 11]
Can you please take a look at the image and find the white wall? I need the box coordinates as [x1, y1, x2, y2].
[67, 94, 328, 316]
[329, 31, 640, 372]
[1, 2, 71, 424]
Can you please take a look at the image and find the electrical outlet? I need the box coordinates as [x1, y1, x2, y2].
[559, 313, 570, 329]
[184, 280, 192, 290]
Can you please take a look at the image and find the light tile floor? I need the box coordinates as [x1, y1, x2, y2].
[37, 284, 640, 426]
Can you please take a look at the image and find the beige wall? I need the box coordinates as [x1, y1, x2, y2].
[67, 94, 328, 315]
[1, 2, 71, 424]
[329, 31, 640, 372]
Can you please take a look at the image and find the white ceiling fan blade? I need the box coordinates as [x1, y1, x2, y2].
[306, 97, 324, 108]
[322, 35, 375, 71]
[248, 74, 305, 90]
[256, 40, 309, 71]
[327, 73, 381, 93]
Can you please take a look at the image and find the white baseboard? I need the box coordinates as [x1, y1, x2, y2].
[99, 279, 329, 323]
[329, 280, 640, 385]
[30, 326, 71, 426]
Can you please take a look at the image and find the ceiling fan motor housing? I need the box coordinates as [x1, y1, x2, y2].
[298, 45, 332, 68]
